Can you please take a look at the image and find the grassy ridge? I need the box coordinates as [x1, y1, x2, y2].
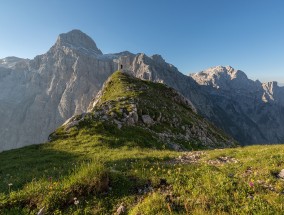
[1, 121, 284, 214]
[0, 71, 283, 214]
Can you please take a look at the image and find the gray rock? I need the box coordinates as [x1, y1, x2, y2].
[126, 116, 135, 125]
[113, 119, 122, 129]
[141, 115, 154, 125]
[116, 204, 126, 215]
[168, 143, 183, 151]
[278, 169, 284, 179]
[131, 112, 139, 123]
[37, 207, 45, 215]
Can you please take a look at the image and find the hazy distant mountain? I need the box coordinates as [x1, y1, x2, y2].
[190, 66, 284, 144]
[0, 29, 283, 151]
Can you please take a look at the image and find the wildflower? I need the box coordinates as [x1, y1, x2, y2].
[74, 197, 79, 205]
[249, 181, 254, 187]
[8, 183, 13, 193]
[247, 195, 254, 199]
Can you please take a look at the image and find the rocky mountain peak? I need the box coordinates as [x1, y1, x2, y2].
[0, 56, 29, 69]
[54, 29, 103, 55]
[190, 65, 250, 89]
[150, 54, 166, 65]
[205, 65, 247, 80]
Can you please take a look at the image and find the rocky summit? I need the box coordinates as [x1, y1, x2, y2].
[51, 71, 237, 150]
[0, 30, 117, 151]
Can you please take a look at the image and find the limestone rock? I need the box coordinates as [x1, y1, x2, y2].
[0, 30, 119, 151]
[141, 115, 154, 125]
[116, 204, 126, 215]
[278, 169, 284, 179]
[37, 207, 45, 215]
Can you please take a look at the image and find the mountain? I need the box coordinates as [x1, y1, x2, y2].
[190, 66, 284, 144]
[0, 30, 118, 151]
[0, 29, 283, 151]
[0, 29, 212, 151]
[115, 54, 284, 145]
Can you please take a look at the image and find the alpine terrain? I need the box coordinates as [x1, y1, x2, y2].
[2, 72, 284, 214]
[0, 29, 283, 151]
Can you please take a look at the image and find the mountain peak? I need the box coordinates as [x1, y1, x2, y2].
[197, 65, 248, 80]
[190, 65, 251, 89]
[55, 29, 102, 55]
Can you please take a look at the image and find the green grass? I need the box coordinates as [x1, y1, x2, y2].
[1, 120, 284, 214]
[87, 71, 236, 149]
[1, 71, 283, 214]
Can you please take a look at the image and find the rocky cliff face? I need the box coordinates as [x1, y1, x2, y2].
[190, 66, 284, 144]
[0, 30, 119, 151]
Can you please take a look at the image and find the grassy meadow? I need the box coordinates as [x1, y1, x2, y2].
[1, 121, 284, 214]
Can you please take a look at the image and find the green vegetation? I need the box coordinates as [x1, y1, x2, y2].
[1, 71, 283, 214]
[87, 71, 236, 149]
[1, 130, 284, 214]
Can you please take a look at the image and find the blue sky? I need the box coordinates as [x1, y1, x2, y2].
[0, 0, 283, 83]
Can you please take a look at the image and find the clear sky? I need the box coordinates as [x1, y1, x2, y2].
[0, 0, 283, 83]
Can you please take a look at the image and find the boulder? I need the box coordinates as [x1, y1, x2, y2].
[141, 115, 154, 125]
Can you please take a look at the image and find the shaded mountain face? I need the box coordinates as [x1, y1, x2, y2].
[50, 71, 237, 149]
[0, 29, 282, 150]
[190, 66, 284, 144]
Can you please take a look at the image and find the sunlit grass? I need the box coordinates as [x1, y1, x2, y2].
[1, 125, 284, 214]
[0, 71, 283, 214]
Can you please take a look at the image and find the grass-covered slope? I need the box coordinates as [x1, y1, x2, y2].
[52, 71, 237, 150]
[1, 71, 284, 214]
[1, 140, 284, 214]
